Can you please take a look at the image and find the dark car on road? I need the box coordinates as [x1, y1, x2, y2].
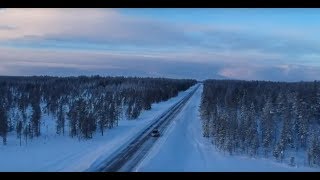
[151, 129, 160, 137]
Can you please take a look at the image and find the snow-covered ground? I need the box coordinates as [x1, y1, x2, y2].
[0, 85, 198, 172]
[1, 83, 318, 172]
[135, 84, 319, 172]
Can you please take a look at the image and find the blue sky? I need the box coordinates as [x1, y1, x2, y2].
[0, 8, 320, 81]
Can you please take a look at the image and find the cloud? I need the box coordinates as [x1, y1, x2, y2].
[217, 64, 320, 82]
[2, 8, 318, 55]
[0, 47, 222, 79]
[198, 29, 320, 56]
[0, 8, 194, 47]
[1, 8, 320, 58]
[1, 47, 320, 81]
[0, 9, 116, 40]
[1, 9, 320, 81]
[218, 67, 255, 80]
[0, 25, 16, 30]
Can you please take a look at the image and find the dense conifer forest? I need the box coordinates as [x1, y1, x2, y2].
[200, 80, 320, 167]
[0, 76, 196, 144]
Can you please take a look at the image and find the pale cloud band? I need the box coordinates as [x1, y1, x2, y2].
[1, 47, 320, 81]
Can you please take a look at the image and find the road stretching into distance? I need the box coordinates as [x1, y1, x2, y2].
[91, 84, 201, 172]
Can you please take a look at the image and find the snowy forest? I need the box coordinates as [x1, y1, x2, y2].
[0, 76, 196, 145]
[200, 80, 320, 168]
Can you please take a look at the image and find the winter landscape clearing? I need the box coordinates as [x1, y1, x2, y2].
[1, 8, 320, 172]
[0, 83, 319, 172]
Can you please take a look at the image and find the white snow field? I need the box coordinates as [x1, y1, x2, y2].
[135, 84, 318, 172]
[0, 85, 198, 172]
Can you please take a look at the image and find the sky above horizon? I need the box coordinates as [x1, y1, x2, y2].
[1, 8, 320, 81]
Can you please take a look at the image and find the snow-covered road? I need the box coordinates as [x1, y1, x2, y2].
[97, 84, 200, 172]
[135, 84, 318, 172]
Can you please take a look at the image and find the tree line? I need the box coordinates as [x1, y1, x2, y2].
[0, 76, 196, 144]
[200, 80, 320, 167]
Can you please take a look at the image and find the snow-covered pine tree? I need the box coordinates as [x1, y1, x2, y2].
[261, 97, 274, 157]
[0, 103, 8, 145]
[16, 120, 23, 146]
[56, 103, 65, 135]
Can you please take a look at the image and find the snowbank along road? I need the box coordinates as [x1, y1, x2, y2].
[92, 84, 201, 172]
